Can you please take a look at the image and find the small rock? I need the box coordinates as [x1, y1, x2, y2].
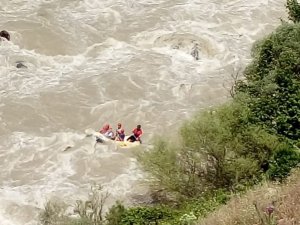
[16, 61, 27, 69]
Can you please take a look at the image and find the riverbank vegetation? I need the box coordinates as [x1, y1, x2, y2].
[40, 1, 300, 224]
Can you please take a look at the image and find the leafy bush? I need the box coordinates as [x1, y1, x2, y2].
[236, 23, 300, 141]
[179, 192, 229, 219]
[105, 201, 126, 225]
[267, 143, 300, 180]
[122, 206, 174, 224]
[104, 191, 230, 225]
[179, 213, 197, 225]
[106, 202, 175, 225]
[139, 101, 282, 199]
[233, 12, 300, 183]
[137, 138, 186, 200]
[137, 11, 300, 224]
[287, 0, 300, 23]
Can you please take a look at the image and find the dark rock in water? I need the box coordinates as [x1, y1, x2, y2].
[63, 146, 73, 151]
[16, 61, 27, 69]
[0, 30, 10, 41]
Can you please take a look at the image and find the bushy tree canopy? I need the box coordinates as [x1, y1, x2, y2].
[237, 23, 300, 140]
[287, 0, 300, 23]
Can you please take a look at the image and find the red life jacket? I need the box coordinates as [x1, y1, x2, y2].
[133, 128, 143, 138]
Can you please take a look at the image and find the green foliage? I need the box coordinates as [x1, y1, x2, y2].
[184, 106, 278, 187]
[236, 23, 300, 140]
[139, 138, 205, 199]
[179, 192, 229, 219]
[139, 101, 282, 199]
[122, 206, 172, 224]
[104, 191, 229, 225]
[105, 201, 126, 225]
[40, 188, 228, 225]
[137, 14, 300, 225]
[287, 0, 300, 23]
[106, 202, 174, 225]
[179, 213, 197, 225]
[267, 143, 300, 181]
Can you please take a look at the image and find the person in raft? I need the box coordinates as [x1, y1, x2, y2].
[99, 124, 114, 139]
[127, 125, 143, 143]
[115, 123, 125, 141]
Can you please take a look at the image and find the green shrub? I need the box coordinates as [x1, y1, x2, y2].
[120, 206, 174, 225]
[107, 191, 230, 225]
[105, 201, 126, 225]
[287, 0, 300, 23]
[139, 20, 300, 213]
[236, 23, 300, 141]
[179, 213, 197, 225]
[267, 143, 300, 180]
[137, 138, 186, 199]
[180, 102, 285, 190]
[179, 192, 229, 219]
[139, 100, 283, 199]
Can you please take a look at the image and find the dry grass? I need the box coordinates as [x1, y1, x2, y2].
[197, 169, 300, 225]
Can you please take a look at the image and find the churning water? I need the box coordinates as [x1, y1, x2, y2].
[0, 0, 286, 224]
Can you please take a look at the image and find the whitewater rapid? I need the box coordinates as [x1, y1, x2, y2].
[0, 0, 286, 224]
